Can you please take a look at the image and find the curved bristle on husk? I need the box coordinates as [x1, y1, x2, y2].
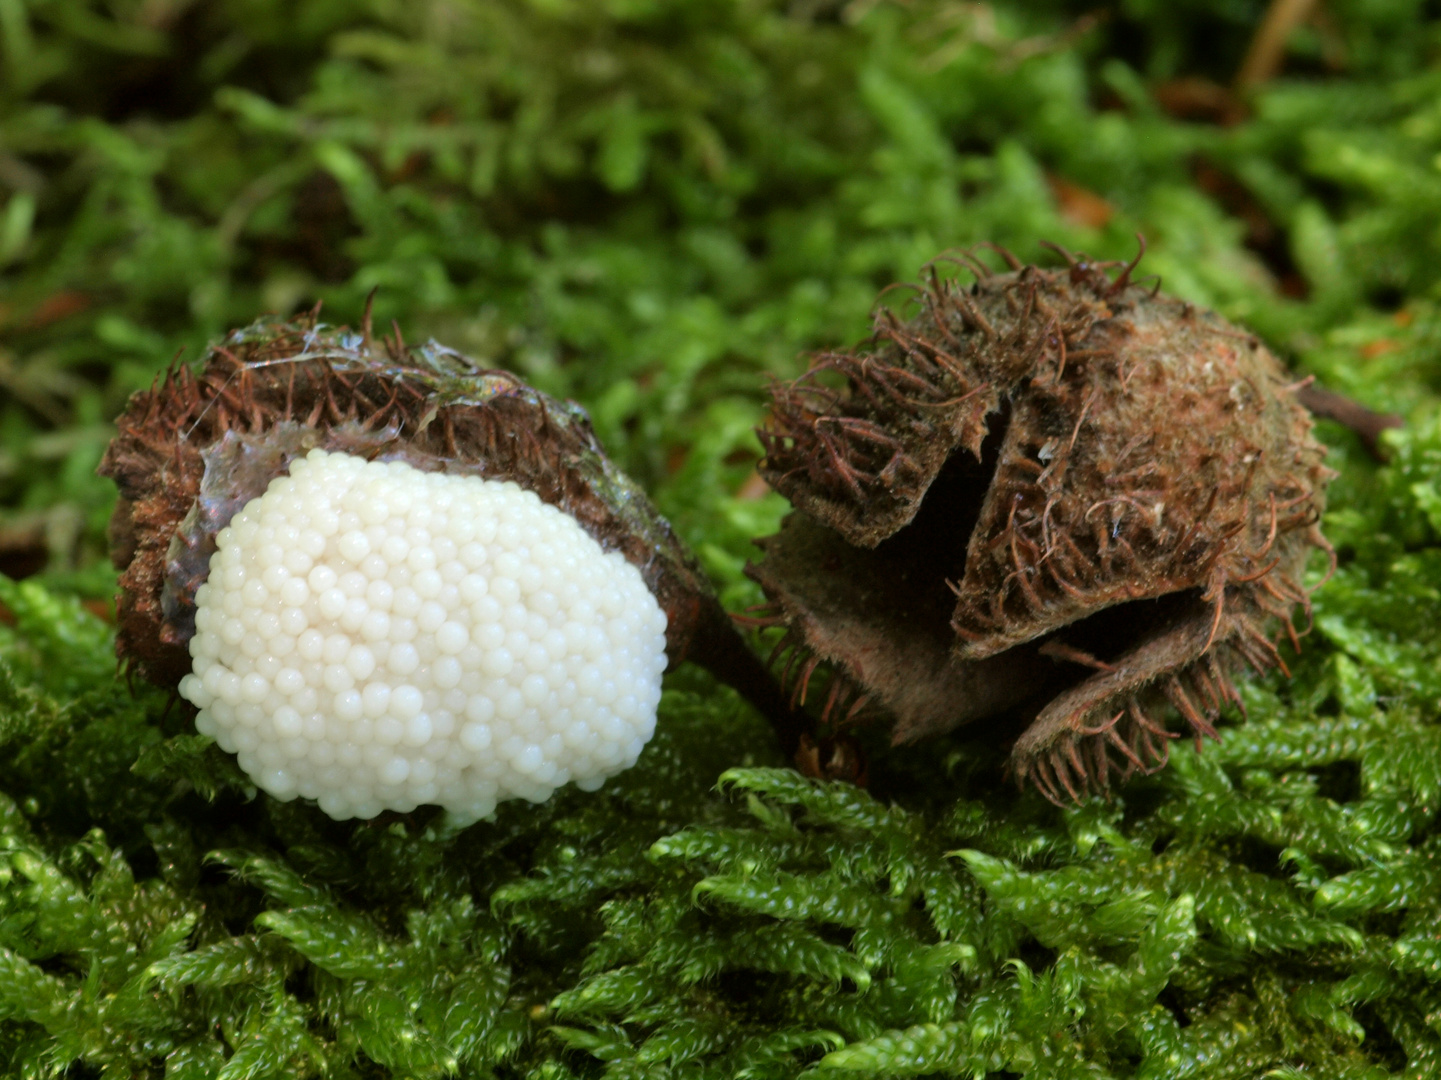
[749, 241, 1335, 797]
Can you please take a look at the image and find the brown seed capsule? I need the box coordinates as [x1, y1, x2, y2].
[749, 242, 1335, 801]
[99, 311, 789, 733]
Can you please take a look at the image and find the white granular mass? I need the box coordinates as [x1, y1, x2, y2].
[177, 449, 668, 823]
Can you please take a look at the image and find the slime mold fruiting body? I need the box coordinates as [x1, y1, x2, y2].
[179, 450, 667, 822]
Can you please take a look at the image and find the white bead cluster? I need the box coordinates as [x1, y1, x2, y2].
[177, 449, 668, 822]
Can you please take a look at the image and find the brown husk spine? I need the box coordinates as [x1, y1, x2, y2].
[749, 242, 1335, 798]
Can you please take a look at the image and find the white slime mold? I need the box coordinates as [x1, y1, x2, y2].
[177, 449, 668, 823]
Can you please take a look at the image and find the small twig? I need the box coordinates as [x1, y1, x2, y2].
[692, 600, 810, 759]
[1235, 0, 1319, 91]
[1295, 383, 1403, 461]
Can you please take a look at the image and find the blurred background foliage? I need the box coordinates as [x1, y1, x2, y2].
[5, 0, 1441, 1076]
[4, 0, 1441, 590]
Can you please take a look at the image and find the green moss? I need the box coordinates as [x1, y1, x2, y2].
[4, 0, 1441, 1075]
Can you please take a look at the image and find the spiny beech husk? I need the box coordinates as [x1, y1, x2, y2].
[100, 312, 789, 731]
[749, 242, 1334, 801]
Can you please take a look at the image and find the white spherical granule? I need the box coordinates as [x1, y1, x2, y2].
[177, 449, 669, 823]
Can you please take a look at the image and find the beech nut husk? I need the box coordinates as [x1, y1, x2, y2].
[748, 242, 1335, 801]
[100, 313, 787, 730]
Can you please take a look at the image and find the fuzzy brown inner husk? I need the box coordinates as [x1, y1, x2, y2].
[750, 252, 1333, 798]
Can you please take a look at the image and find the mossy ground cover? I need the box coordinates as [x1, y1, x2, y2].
[2, 1, 1441, 1076]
